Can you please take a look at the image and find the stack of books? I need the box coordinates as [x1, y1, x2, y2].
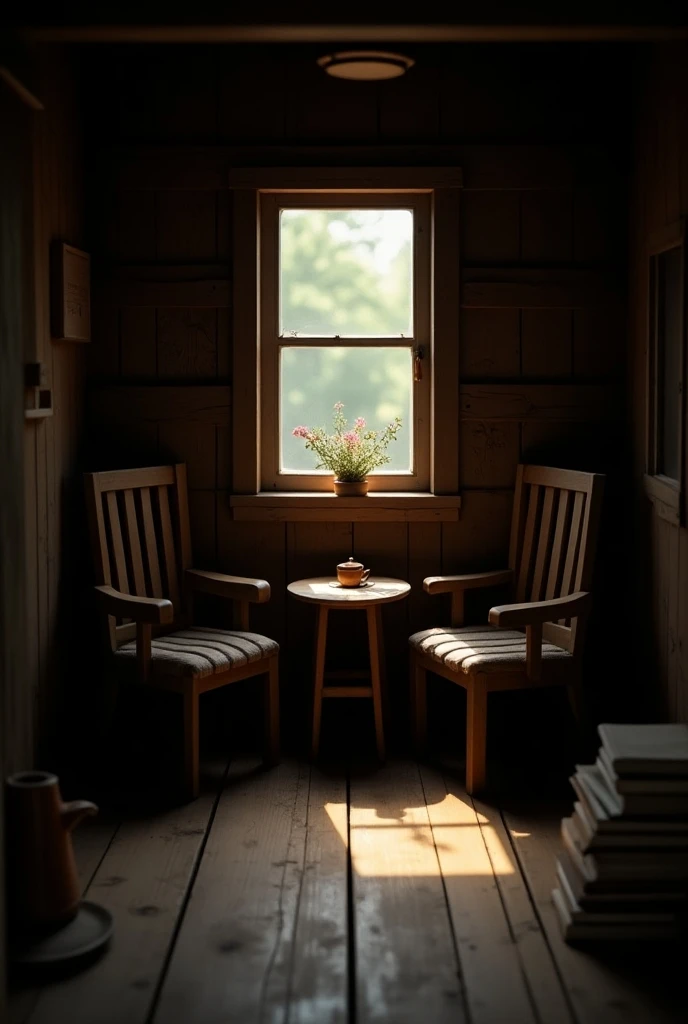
[553, 723, 688, 941]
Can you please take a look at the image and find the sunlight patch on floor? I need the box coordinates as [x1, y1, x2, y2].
[326, 791, 515, 876]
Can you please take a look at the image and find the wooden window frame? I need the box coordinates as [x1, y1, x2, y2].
[260, 191, 430, 493]
[230, 166, 461, 521]
[644, 219, 687, 526]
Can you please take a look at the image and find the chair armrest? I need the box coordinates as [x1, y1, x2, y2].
[424, 570, 513, 626]
[488, 591, 591, 628]
[423, 570, 513, 595]
[185, 569, 271, 604]
[95, 585, 174, 624]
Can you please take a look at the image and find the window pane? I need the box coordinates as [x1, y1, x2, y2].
[657, 247, 682, 480]
[279, 209, 413, 337]
[280, 347, 412, 473]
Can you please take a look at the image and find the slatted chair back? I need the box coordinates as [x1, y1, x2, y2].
[509, 465, 605, 654]
[84, 465, 192, 651]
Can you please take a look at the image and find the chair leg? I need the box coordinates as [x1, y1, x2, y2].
[311, 607, 328, 759]
[465, 680, 487, 795]
[567, 677, 583, 722]
[411, 658, 427, 756]
[264, 657, 280, 766]
[183, 684, 200, 801]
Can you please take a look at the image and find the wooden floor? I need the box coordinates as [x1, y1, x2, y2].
[10, 758, 687, 1024]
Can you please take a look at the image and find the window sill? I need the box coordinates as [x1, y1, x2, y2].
[230, 492, 461, 522]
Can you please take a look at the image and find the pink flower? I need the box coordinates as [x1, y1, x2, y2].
[333, 401, 344, 411]
[355, 417, 366, 429]
[342, 431, 360, 446]
[292, 425, 310, 438]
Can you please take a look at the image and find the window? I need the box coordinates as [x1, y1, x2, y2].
[229, 166, 462, 518]
[260, 194, 431, 491]
[645, 221, 686, 524]
[655, 246, 682, 480]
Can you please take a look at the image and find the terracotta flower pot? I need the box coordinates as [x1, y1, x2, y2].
[333, 478, 369, 497]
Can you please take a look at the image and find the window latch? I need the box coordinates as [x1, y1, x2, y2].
[414, 346, 425, 382]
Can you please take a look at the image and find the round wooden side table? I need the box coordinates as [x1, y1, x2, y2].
[287, 576, 411, 760]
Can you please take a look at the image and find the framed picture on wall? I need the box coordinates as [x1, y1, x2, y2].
[51, 242, 91, 342]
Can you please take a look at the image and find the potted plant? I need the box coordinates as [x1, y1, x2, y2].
[292, 402, 402, 496]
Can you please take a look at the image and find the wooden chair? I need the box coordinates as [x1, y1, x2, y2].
[410, 465, 605, 793]
[84, 464, 279, 799]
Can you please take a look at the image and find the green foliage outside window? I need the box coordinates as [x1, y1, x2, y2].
[279, 209, 414, 473]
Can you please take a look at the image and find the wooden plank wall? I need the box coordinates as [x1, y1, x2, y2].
[24, 46, 88, 764]
[0, 74, 35, 1020]
[629, 43, 688, 723]
[1, 78, 32, 772]
[82, 44, 629, 737]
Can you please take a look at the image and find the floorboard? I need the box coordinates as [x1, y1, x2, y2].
[471, 795, 574, 1024]
[503, 804, 687, 1024]
[152, 758, 311, 1024]
[8, 811, 121, 1024]
[73, 811, 122, 892]
[10, 760, 687, 1024]
[284, 767, 348, 1024]
[349, 760, 465, 1024]
[420, 765, 540, 1024]
[26, 761, 227, 1024]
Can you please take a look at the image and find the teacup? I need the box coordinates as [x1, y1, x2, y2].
[336, 558, 371, 587]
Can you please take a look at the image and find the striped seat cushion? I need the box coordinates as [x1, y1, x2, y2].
[409, 624, 571, 674]
[116, 627, 278, 679]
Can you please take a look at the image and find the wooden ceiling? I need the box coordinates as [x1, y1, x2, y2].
[17, 1, 688, 44]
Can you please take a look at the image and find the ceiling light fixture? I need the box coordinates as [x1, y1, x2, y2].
[317, 50, 414, 82]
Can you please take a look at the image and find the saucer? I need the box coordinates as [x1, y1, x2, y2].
[329, 580, 374, 589]
[11, 900, 114, 967]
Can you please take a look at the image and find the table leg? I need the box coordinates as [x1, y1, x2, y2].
[374, 606, 391, 734]
[366, 606, 386, 761]
[311, 606, 329, 759]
